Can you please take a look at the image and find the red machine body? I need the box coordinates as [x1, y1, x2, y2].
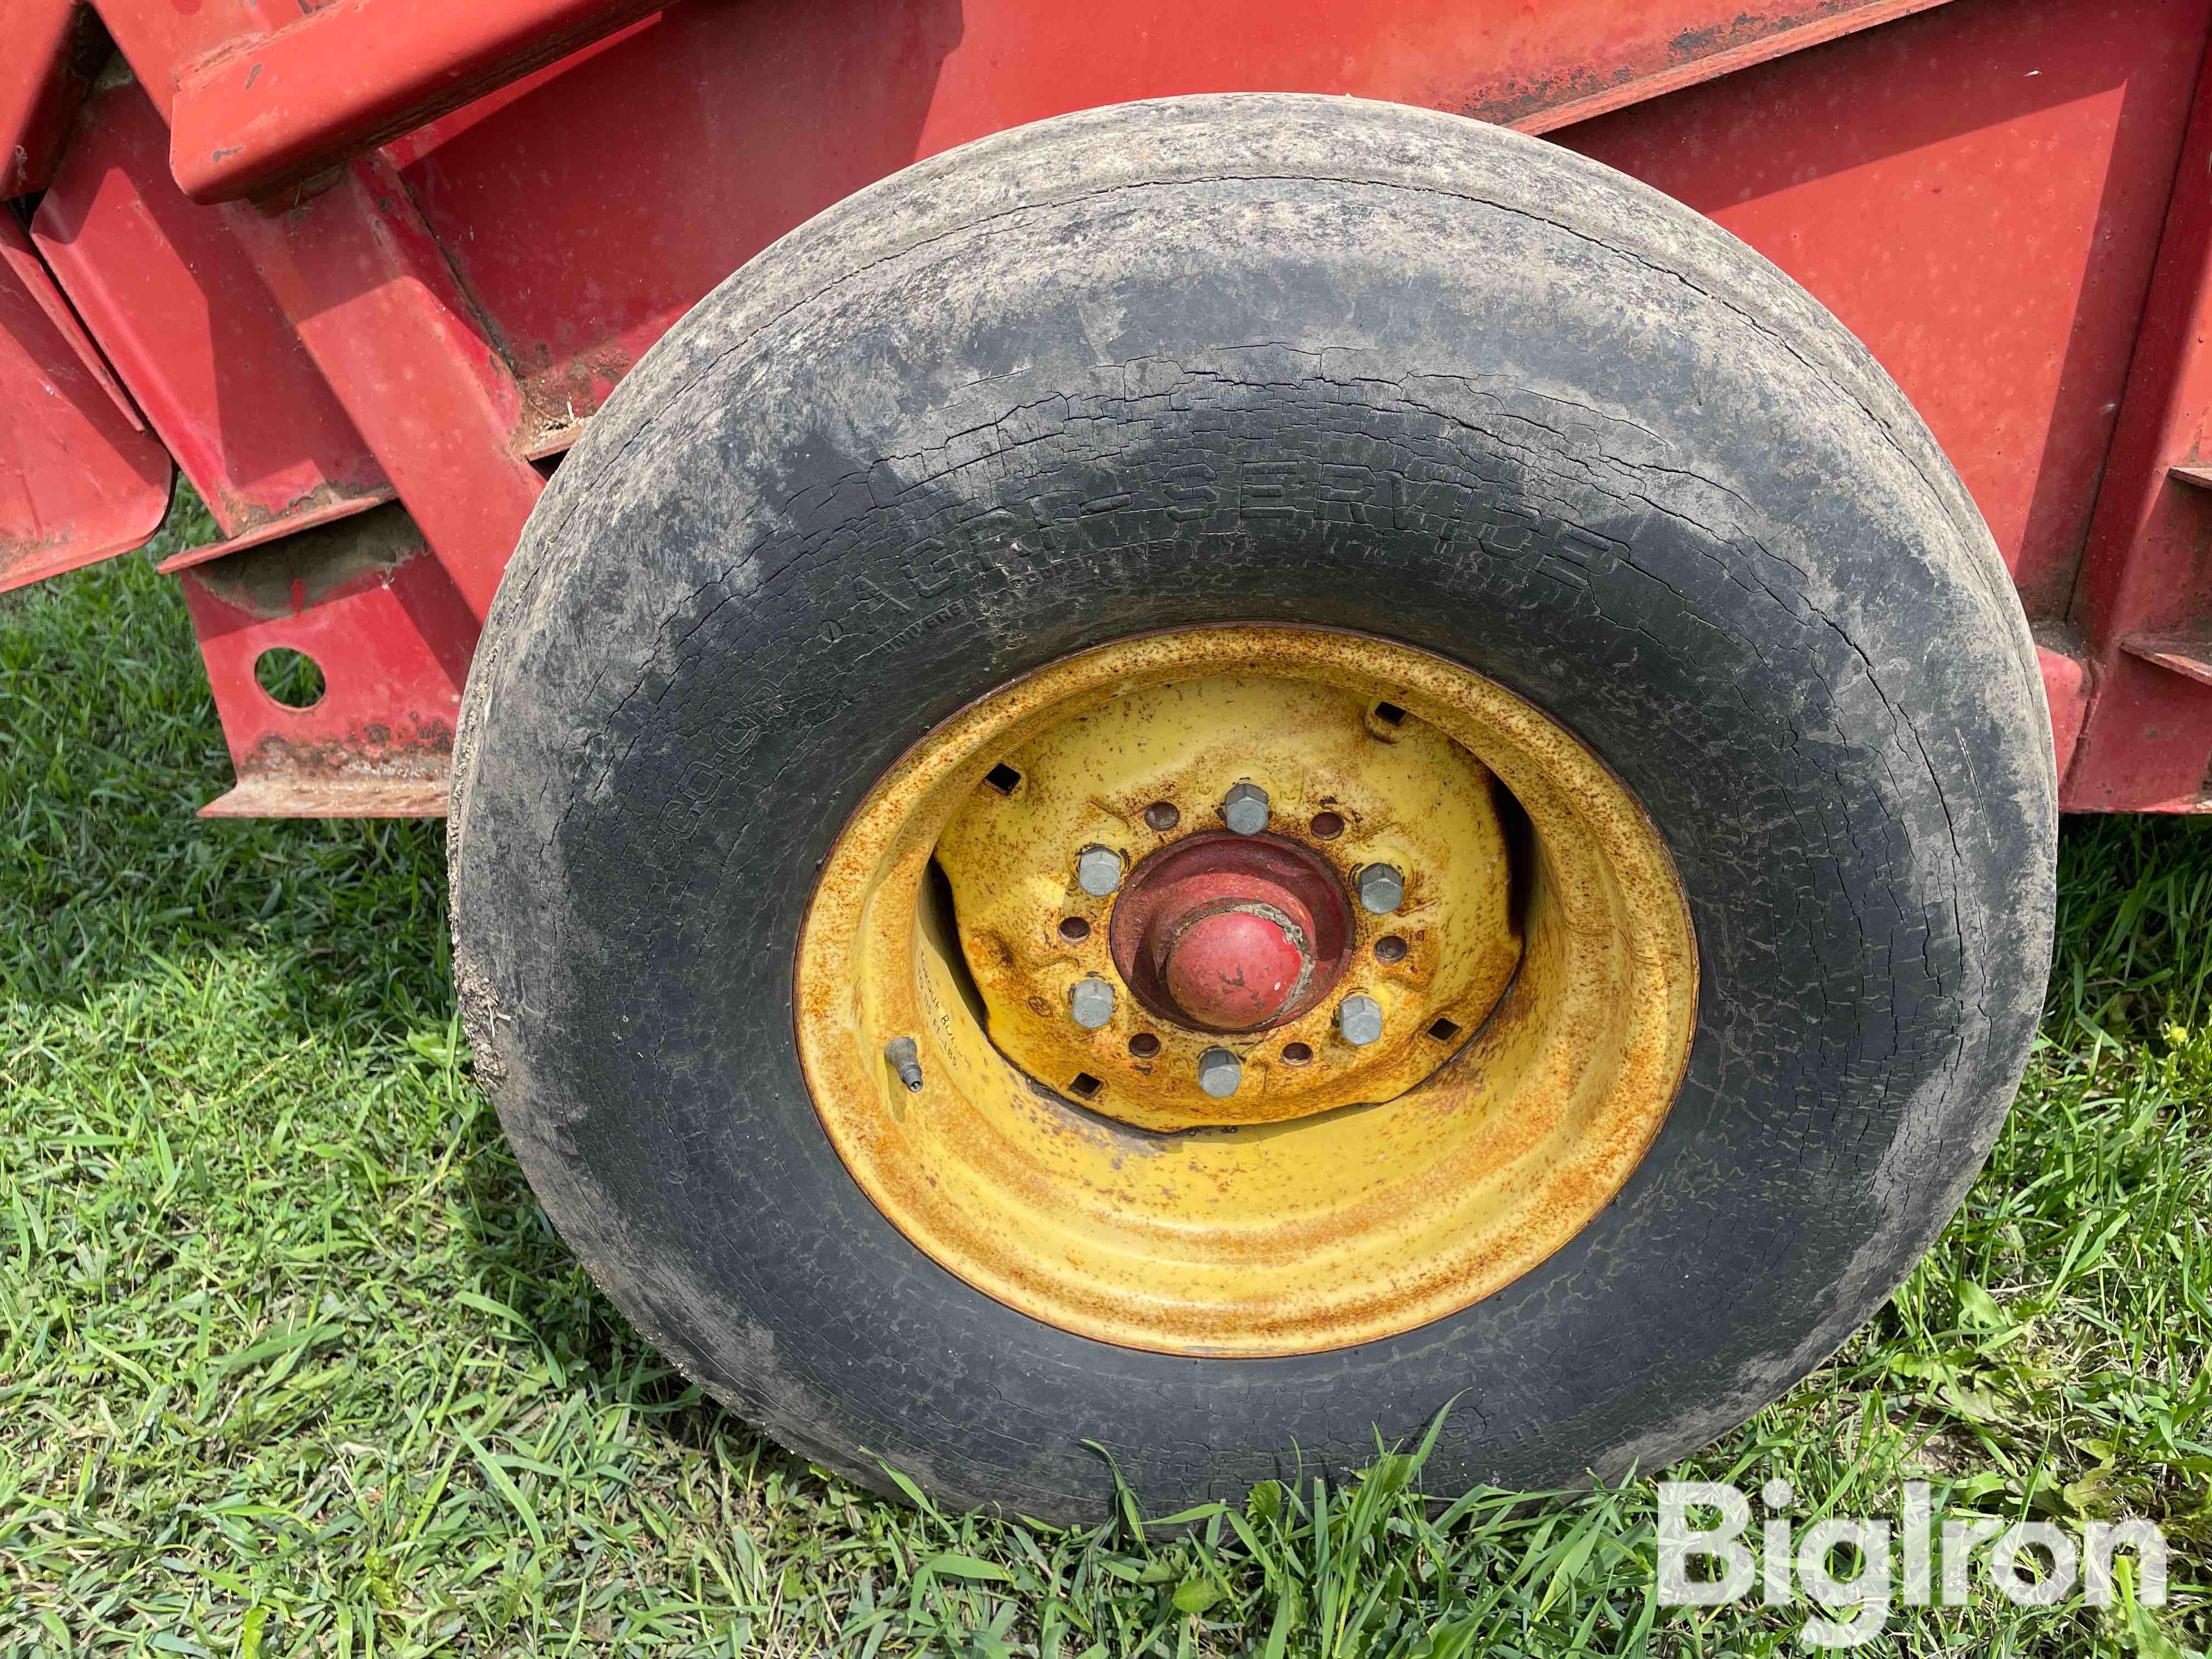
[5, 0, 2211, 814]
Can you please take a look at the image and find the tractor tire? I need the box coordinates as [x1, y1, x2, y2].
[448, 94, 2055, 1522]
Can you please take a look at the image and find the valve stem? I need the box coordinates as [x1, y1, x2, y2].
[884, 1036, 925, 1092]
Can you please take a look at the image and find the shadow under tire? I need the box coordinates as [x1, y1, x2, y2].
[449, 94, 2056, 1522]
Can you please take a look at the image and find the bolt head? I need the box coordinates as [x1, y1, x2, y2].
[1357, 862, 1404, 913]
[1338, 995, 1385, 1046]
[1196, 1046, 1242, 1097]
[1075, 845, 1124, 897]
[1223, 782, 1270, 835]
[1069, 977, 1116, 1029]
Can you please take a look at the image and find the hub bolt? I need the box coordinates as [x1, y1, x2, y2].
[1197, 1046, 1243, 1097]
[1357, 862, 1404, 913]
[1069, 977, 1116, 1029]
[1075, 845, 1125, 897]
[1222, 783, 1270, 836]
[1338, 995, 1384, 1046]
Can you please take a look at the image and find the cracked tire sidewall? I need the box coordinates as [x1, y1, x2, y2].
[449, 95, 2056, 1522]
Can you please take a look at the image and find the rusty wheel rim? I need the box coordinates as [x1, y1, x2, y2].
[794, 625, 1697, 1357]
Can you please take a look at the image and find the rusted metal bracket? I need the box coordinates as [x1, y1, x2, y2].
[178, 503, 468, 819]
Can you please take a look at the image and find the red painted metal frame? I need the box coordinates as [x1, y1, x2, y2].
[0, 213, 170, 593]
[31, 83, 393, 541]
[59, 0, 547, 812]
[170, 0, 668, 205]
[167, 0, 1967, 206]
[1553, 0, 2212, 802]
[0, 210, 140, 433]
[212, 160, 545, 624]
[2, 0, 2211, 814]
[2063, 47, 2212, 810]
[0, 0, 103, 198]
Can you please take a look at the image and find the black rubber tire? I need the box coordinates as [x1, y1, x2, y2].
[449, 94, 2055, 1522]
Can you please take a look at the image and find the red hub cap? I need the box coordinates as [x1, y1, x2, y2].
[1109, 831, 1353, 1033]
[1162, 904, 1310, 1028]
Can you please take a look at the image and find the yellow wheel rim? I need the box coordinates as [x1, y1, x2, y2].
[795, 625, 1696, 1356]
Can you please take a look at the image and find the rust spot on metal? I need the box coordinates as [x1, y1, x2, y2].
[198, 774, 448, 818]
[244, 718, 454, 779]
[516, 339, 640, 450]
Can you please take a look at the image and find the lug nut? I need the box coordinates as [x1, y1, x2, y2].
[1197, 1046, 1242, 1097]
[1069, 977, 1116, 1029]
[1075, 845, 1125, 896]
[884, 1036, 925, 1092]
[1357, 862, 1404, 913]
[1338, 995, 1385, 1047]
[1222, 782, 1269, 835]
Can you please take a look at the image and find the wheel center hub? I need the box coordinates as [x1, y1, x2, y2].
[1110, 832, 1352, 1034]
[1162, 901, 1311, 1029]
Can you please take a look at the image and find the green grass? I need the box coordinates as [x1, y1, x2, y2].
[2, 522, 2208, 1657]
